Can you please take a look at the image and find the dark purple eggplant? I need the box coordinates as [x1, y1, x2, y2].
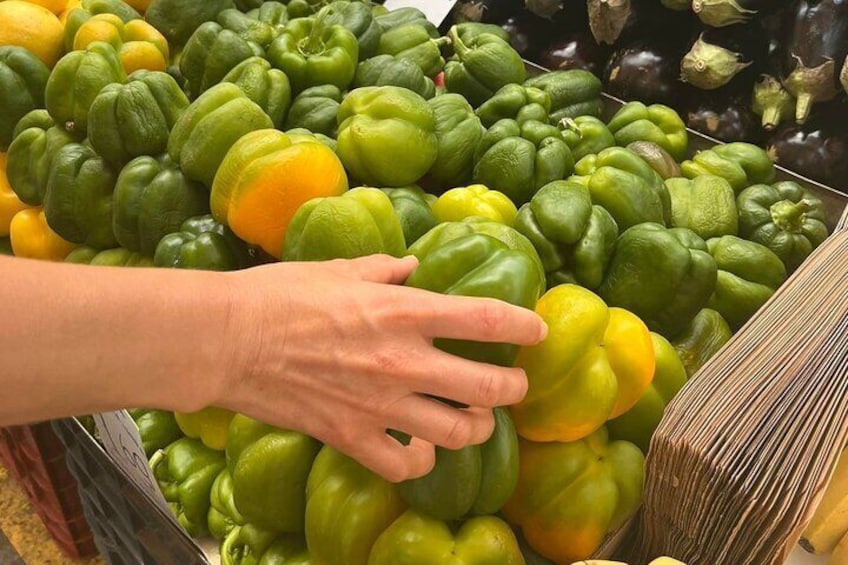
[781, 0, 848, 123]
[692, 0, 789, 26]
[685, 88, 765, 143]
[448, 0, 524, 23]
[680, 23, 767, 90]
[604, 40, 687, 105]
[767, 101, 848, 191]
[500, 16, 533, 56]
[538, 31, 611, 76]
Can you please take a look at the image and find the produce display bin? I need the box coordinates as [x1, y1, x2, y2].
[0, 421, 98, 560]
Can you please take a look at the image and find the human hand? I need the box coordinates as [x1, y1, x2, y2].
[213, 254, 547, 482]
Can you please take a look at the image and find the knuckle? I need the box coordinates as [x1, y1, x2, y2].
[380, 458, 410, 483]
[372, 349, 403, 376]
[442, 416, 473, 450]
[475, 372, 503, 407]
[476, 299, 507, 336]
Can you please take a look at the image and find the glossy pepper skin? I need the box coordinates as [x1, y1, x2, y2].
[473, 119, 573, 207]
[524, 70, 603, 123]
[398, 408, 519, 521]
[353, 55, 436, 100]
[168, 83, 273, 189]
[707, 235, 786, 331]
[427, 94, 483, 191]
[6, 123, 75, 207]
[9, 208, 77, 261]
[88, 71, 189, 168]
[154, 214, 252, 271]
[284, 85, 342, 137]
[514, 180, 618, 290]
[607, 333, 688, 453]
[432, 184, 517, 225]
[282, 187, 406, 261]
[475, 84, 551, 128]
[71, 13, 170, 75]
[0, 46, 49, 151]
[0, 153, 33, 237]
[368, 511, 525, 565]
[65, 246, 153, 266]
[559, 116, 615, 162]
[407, 234, 542, 367]
[671, 308, 732, 377]
[305, 446, 407, 565]
[11, 110, 53, 141]
[665, 175, 738, 239]
[600, 223, 718, 339]
[511, 284, 655, 442]
[337, 86, 438, 187]
[45, 42, 127, 138]
[245, 1, 289, 31]
[502, 428, 645, 564]
[572, 147, 671, 231]
[207, 469, 245, 540]
[381, 186, 437, 247]
[150, 437, 226, 537]
[374, 7, 438, 38]
[377, 24, 446, 77]
[215, 9, 278, 48]
[174, 407, 235, 451]
[221, 525, 307, 565]
[43, 143, 119, 249]
[127, 409, 183, 458]
[607, 102, 689, 162]
[736, 181, 828, 273]
[319, 1, 382, 60]
[180, 22, 264, 100]
[268, 13, 359, 93]
[221, 57, 292, 129]
[681, 142, 776, 193]
[226, 414, 322, 533]
[444, 27, 526, 108]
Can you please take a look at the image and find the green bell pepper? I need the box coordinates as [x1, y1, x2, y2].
[444, 27, 526, 108]
[681, 142, 776, 193]
[626, 141, 682, 180]
[282, 187, 406, 261]
[559, 115, 615, 162]
[127, 409, 184, 458]
[113, 154, 209, 255]
[426, 93, 483, 191]
[150, 437, 226, 537]
[221, 526, 307, 565]
[524, 69, 603, 123]
[665, 175, 738, 239]
[368, 511, 524, 565]
[409, 216, 545, 287]
[284, 0, 325, 19]
[572, 147, 671, 231]
[398, 407, 519, 521]
[374, 7, 438, 38]
[208, 469, 245, 541]
[514, 180, 618, 290]
[283, 85, 342, 137]
[285, 128, 337, 152]
[180, 22, 265, 100]
[473, 119, 573, 206]
[62, 0, 141, 52]
[353, 55, 436, 100]
[44, 42, 127, 138]
[305, 446, 407, 565]
[475, 84, 551, 128]
[736, 181, 828, 273]
[0, 46, 49, 151]
[87, 71, 189, 169]
[406, 233, 542, 367]
[144, 0, 235, 48]
[268, 13, 359, 93]
[599, 223, 718, 339]
[453, 22, 511, 44]
[43, 143, 119, 249]
[707, 235, 787, 331]
[607, 102, 689, 162]
[245, 1, 289, 32]
[216, 8, 277, 48]
[221, 57, 292, 129]
[671, 308, 732, 377]
[226, 414, 322, 533]
[175, 407, 235, 451]
[154, 214, 252, 271]
[337, 86, 438, 187]
[376, 24, 447, 78]
[168, 83, 273, 189]
[7, 124, 75, 206]
[11, 109, 53, 141]
[607, 333, 688, 453]
[65, 246, 154, 266]
[319, 1, 382, 60]
[381, 186, 437, 247]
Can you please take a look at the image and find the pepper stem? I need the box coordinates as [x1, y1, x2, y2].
[148, 449, 165, 471]
[220, 526, 243, 565]
[433, 36, 451, 49]
[771, 199, 810, 233]
[448, 26, 468, 59]
[301, 9, 329, 55]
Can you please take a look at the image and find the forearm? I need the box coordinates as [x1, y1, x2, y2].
[0, 255, 234, 425]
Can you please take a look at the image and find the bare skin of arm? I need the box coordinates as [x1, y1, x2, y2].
[0, 254, 547, 482]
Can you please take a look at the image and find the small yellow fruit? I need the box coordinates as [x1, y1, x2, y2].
[0, 1, 65, 67]
[20, 0, 68, 14]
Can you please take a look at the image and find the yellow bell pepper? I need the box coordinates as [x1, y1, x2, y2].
[1, 153, 34, 237]
[9, 207, 77, 260]
[73, 13, 169, 73]
[174, 407, 235, 451]
[431, 184, 517, 225]
[511, 284, 655, 443]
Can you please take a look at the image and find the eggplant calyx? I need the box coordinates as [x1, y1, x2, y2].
[752, 75, 795, 131]
[680, 35, 751, 90]
[770, 199, 810, 233]
[587, 0, 630, 46]
[456, 2, 485, 23]
[841, 58, 848, 97]
[525, 0, 564, 19]
[691, 0, 756, 27]
[783, 56, 839, 124]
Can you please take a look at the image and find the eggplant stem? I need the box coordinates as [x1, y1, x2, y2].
[761, 106, 782, 131]
[795, 93, 813, 124]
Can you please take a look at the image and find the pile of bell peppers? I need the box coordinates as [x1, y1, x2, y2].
[0, 1, 835, 562]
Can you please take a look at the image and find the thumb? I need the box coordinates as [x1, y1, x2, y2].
[350, 254, 419, 284]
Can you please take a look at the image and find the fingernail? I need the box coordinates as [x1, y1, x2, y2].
[538, 322, 549, 342]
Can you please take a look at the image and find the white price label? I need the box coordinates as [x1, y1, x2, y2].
[382, 0, 458, 25]
[93, 410, 177, 522]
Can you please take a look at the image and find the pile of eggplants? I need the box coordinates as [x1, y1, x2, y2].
[440, 0, 848, 191]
